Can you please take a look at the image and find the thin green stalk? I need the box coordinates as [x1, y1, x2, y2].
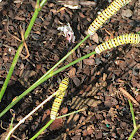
[0, 42, 23, 101]
[37, 0, 40, 5]
[57, 108, 85, 119]
[8, 113, 14, 140]
[0, 50, 96, 117]
[29, 119, 54, 140]
[40, 0, 49, 7]
[51, 51, 96, 76]
[0, 1, 47, 101]
[30, 109, 84, 140]
[128, 125, 140, 140]
[128, 99, 137, 129]
[24, 7, 41, 40]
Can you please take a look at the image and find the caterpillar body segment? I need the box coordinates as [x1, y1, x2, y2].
[95, 34, 140, 54]
[88, 0, 131, 35]
[50, 77, 69, 120]
[58, 77, 69, 92]
[50, 90, 66, 120]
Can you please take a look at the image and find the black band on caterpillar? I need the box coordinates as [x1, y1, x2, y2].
[88, 0, 131, 35]
[95, 33, 140, 54]
[50, 77, 69, 120]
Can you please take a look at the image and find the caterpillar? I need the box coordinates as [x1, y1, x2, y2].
[50, 77, 69, 120]
[88, 0, 131, 35]
[95, 33, 140, 54]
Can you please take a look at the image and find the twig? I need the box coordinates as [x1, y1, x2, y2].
[6, 15, 21, 42]
[2, 44, 35, 67]
[119, 87, 139, 106]
[20, 25, 30, 59]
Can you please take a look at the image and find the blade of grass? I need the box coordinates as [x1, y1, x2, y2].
[128, 99, 137, 129]
[128, 125, 140, 140]
[57, 108, 85, 119]
[29, 119, 54, 140]
[0, 41, 23, 101]
[30, 109, 85, 140]
[40, 0, 49, 7]
[37, 0, 40, 5]
[7, 110, 15, 140]
[0, 50, 96, 117]
[0, 0, 47, 101]
[128, 99, 140, 140]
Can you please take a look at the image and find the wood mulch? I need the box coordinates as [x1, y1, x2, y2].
[0, 0, 140, 139]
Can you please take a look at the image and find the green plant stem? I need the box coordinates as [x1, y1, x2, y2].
[29, 119, 54, 140]
[128, 125, 140, 140]
[37, 0, 40, 5]
[0, 1, 46, 101]
[51, 51, 96, 76]
[8, 114, 14, 140]
[0, 42, 23, 101]
[40, 0, 48, 7]
[128, 99, 137, 129]
[57, 108, 84, 119]
[30, 109, 84, 139]
[0, 50, 96, 117]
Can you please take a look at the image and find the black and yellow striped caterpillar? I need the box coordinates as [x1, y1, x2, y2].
[95, 33, 140, 54]
[88, 0, 131, 35]
[50, 77, 69, 120]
